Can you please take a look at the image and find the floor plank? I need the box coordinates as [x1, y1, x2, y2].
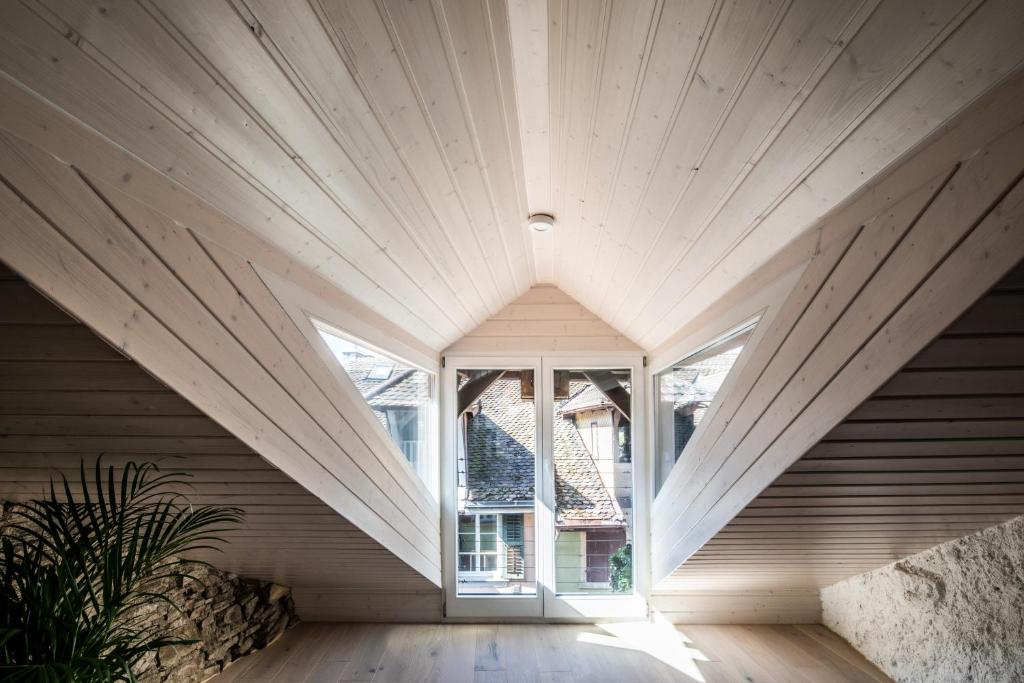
[209, 622, 893, 682]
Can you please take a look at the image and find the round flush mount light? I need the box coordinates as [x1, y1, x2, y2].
[528, 213, 555, 233]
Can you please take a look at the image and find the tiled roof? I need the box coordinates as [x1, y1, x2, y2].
[464, 378, 623, 525]
[464, 378, 536, 506]
[557, 384, 612, 415]
[337, 354, 395, 395]
[336, 351, 428, 403]
[553, 383, 624, 524]
[368, 369, 429, 409]
[661, 347, 742, 410]
[335, 352, 427, 431]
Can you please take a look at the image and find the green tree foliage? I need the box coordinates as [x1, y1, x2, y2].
[0, 460, 243, 682]
[609, 543, 632, 593]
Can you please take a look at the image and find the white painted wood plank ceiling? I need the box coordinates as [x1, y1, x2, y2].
[1, 0, 1022, 350]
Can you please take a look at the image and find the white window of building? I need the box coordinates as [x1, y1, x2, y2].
[458, 513, 526, 580]
[654, 320, 758, 492]
[317, 326, 434, 487]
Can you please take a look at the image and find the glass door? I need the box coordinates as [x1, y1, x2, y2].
[442, 356, 647, 619]
[442, 359, 544, 618]
[542, 361, 647, 619]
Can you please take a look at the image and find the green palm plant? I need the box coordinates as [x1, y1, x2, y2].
[0, 459, 243, 682]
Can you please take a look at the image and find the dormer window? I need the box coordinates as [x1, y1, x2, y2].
[654, 319, 758, 493]
[316, 325, 434, 487]
[367, 363, 394, 380]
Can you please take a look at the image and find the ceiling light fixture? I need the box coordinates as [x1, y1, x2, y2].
[528, 213, 555, 233]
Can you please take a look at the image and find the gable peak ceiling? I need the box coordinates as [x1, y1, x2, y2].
[0, 0, 1021, 351]
[446, 284, 642, 354]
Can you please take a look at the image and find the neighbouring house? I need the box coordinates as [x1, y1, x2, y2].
[457, 376, 631, 593]
[323, 340, 432, 477]
[657, 339, 746, 469]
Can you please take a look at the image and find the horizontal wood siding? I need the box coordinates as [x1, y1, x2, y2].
[0, 128, 443, 593]
[652, 75, 1024, 589]
[0, 267, 441, 620]
[662, 263, 1024, 594]
[445, 285, 642, 354]
[649, 591, 822, 625]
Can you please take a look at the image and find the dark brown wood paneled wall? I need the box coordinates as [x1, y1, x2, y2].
[662, 261, 1024, 593]
[0, 263, 440, 621]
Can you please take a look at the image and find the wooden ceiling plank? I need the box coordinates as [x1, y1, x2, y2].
[656, 115, 1024, 583]
[0, 133, 439, 557]
[239, 0, 505, 321]
[588, 0, 821, 323]
[0, 361, 164, 392]
[506, 0, 553, 282]
[751, 494, 1024, 506]
[788, 456, 1024, 473]
[560, 0, 714, 316]
[328, 0, 522, 310]
[654, 175, 948, 550]
[111, 197, 440, 532]
[0, 0, 455, 346]
[0, 325, 128, 362]
[151, 0, 488, 331]
[0, 78, 449, 353]
[199, 236, 440, 517]
[608, 0, 885, 335]
[558, 0, 659, 295]
[548, 0, 610, 298]
[88, 0, 474, 337]
[436, 0, 534, 293]
[877, 368, 1024, 396]
[638, 0, 1024, 348]
[0, 141, 442, 585]
[906, 335, 1024, 368]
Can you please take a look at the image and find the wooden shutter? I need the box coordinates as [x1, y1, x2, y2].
[502, 514, 525, 579]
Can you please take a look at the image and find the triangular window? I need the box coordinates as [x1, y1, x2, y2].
[317, 327, 432, 482]
[654, 319, 758, 492]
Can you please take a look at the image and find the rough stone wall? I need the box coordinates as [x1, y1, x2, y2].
[2, 501, 297, 681]
[132, 561, 299, 682]
[821, 515, 1024, 683]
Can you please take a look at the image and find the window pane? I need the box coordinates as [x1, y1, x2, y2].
[479, 534, 497, 552]
[553, 369, 633, 595]
[655, 322, 757, 493]
[458, 533, 476, 553]
[456, 370, 537, 596]
[318, 328, 432, 485]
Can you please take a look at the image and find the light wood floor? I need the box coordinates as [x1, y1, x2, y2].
[210, 622, 892, 683]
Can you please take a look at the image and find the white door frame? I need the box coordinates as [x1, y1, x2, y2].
[441, 356, 545, 618]
[441, 353, 649, 620]
[541, 355, 649, 620]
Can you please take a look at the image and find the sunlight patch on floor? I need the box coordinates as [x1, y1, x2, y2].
[573, 617, 711, 682]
